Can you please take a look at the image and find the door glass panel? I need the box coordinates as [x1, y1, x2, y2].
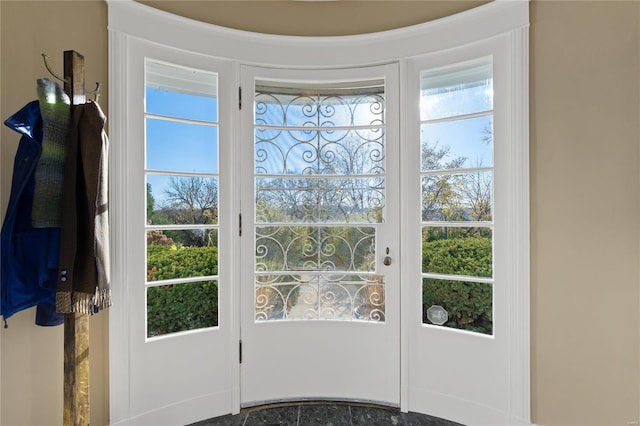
[144, 59, 219, 338]
[423, 278, 492, 335]
[255, 226, 375, 272]
[147, 280, 218, 338]
[256, 177, 384, 223]
[255, 273, 384, 321]
[254, 79, 386, 323]
[420, 59, 494, 334]
[255, 128, 385, 175]
[255, 80, 384, 128]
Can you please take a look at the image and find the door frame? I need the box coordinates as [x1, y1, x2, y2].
[238, 63, 402, 407]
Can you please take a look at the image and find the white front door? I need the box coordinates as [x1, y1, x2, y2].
[239, 64, 401, 406]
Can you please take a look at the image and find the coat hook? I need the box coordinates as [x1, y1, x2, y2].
[41, 53, 69, 84]
[86, 82, 102, 103]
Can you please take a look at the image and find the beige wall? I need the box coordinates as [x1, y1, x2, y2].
[0, 2, 109, 425]
[530, 2, 640, 424]
[1, 1, 638, 425]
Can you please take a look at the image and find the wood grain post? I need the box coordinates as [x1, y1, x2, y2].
[63, 50, 90, 426]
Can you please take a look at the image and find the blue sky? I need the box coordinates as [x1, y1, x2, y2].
[145, 87, 219, 208]
[421, 115, 492, 170]
[420, 77, 493, 170]
[144, 77, 493, 209]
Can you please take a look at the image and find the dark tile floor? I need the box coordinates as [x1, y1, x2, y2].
[189, 402, 463, 426]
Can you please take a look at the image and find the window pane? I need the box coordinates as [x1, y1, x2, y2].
[256, 226, 375, 272]
[255, 78, 386, 324]
[422, 227, 492, 278]
[147, 280, 218, 338]
[255, 80, 384, 128]
[145, 61, 218, 122]
[423, 278, 492, 335]
[421, 115, 493, 171]
[255, 273, 384, 322]
[146, 118, 218, 174]
[147, 229, 218, 281]
[421, 171, 493, 222]
[420, 61, 492, 121]
[255, 128, 385, 175]
[146, 175, 218, 225]
[256, 177, 384, 223]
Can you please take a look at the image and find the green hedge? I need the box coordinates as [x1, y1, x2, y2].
[147, 245, 218, 281]
[147, 280, 218, 338]
[422, 236, 493, 335]
[146, 244, 219, 337]
[145, 234, 493, 336]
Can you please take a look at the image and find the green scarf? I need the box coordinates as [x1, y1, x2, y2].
[33, 78, 70, 227]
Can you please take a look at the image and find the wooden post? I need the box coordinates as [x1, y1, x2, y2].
[62, 50, 90, 426]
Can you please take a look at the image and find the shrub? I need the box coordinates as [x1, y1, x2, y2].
[147, 280, 218, 337]
[422, 236, 493, 334]
[146, 244, 219, 337]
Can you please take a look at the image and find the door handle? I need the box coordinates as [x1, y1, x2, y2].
[383, 247, 392, 266]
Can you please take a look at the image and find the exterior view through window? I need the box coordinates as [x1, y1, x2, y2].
[253, 80, 387, 322]
[420, 59, 494, 335]
[109, 3, 530, 423]
[144, 60, 220, 338]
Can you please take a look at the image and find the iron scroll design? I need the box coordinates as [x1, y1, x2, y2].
[253, 85, 387, 323]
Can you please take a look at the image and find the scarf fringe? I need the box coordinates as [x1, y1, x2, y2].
[56, 289, 112, 315]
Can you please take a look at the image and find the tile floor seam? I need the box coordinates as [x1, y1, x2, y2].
[348, 404, 353, 426]
[296, 403, 301, 426]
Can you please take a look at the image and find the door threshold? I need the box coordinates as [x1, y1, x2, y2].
[241, 398, 400, 411]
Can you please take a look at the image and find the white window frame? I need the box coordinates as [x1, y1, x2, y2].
[108, 0, 530, 424]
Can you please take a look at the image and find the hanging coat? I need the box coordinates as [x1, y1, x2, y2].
[1, 101, 64, 326]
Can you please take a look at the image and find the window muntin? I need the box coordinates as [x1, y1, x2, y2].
[420, 59, 494, 335]
[144, 60, 220, 338]
[253, 79, 387, 322]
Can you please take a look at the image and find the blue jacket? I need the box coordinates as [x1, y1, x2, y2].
[1, 101, 64, 326]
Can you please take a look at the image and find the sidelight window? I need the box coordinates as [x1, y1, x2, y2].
[144, 60, 220, 338]
[419, 59, 495, 335]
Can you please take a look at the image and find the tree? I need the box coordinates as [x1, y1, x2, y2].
[461, 168, 492, 222]
[460, 124, 493, 222]
[147, 182, 156, 223]
[161, 176, 218, 224]
[421, 139, 467, 222]
[149, 176, 219, 247]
